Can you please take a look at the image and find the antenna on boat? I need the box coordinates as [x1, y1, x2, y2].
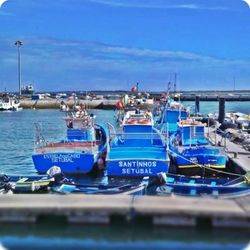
[189, 122, 192, 148]
[34, 122, 46, 147]
[107, 123, 116, 152]
[174, 73, 177, 93]
[178, 93, 181, 121]
[166, 122, 169, 151]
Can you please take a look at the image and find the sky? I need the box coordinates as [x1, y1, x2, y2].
[0, 0, 250, 92]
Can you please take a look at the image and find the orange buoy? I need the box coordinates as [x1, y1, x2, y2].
[127, 119, 137, 124]
[138, 119, 148, 124]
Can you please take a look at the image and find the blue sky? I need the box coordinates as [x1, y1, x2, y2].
[0, 0, 250, 91]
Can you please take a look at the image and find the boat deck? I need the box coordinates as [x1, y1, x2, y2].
[0, 194, 249, 228]
[108, 146, 167, 160]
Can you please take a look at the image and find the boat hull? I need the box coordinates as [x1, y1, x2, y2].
[32, 152, 97, 174]
[174, 153, 227, 175]
[156, 175, 250, 198]
[52, 182, 147, 195]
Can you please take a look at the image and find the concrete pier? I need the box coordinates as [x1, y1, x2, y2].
[178, 94, 250, 102]
[206, 129, 250, 173]
[0, 195, 249, 228]
[20, 99, 109, 109]
[218, 97, 225, 124]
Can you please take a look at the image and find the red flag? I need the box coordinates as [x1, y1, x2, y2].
[131, 86, 137, 93]
[116, 100, 123, 110]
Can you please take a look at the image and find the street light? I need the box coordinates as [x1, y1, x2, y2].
[15, 40, 23, 97]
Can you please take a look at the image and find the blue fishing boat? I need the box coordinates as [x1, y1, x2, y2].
[106, 110, 170, 177]
[170, 119, 227, 175]
[32, 110, 107, 174]
[155, 173, 250, 198]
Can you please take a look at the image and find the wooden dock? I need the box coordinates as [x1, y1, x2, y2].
[0, 194, 249, 228]
[206, 129, 250, 173]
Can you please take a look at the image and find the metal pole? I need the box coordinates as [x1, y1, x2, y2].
[15, 40, 23, 97]
[18, 45, 21, 96]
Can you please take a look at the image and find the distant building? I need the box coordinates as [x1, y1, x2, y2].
[21, 84, 34, 95]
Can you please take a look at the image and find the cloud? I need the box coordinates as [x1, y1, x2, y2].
[84, 0, 233, 11]
[0, 37, 249, 91]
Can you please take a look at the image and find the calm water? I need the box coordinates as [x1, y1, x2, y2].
[0, 224, 249, 250]
[183, 101, 250, 115]
[0, 104, 249, 250]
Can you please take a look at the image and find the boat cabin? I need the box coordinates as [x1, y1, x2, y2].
[160, 109, 188, 134]
[122, 110, 153, 133]
[177, 119, 208, 146]
[64, 112, 96, 141]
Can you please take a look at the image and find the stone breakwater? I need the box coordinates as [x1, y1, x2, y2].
[20, 99, 153, 110]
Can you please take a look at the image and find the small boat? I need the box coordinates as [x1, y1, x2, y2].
[155, 173, 250, 198]
[52, 178, 148, 195]
[170, 119, 228, 175]
[0, 174, 53, 193]
[0, 95, 21, 111]
[32, 110, 107, 174]
[0, 167, 148, 195]
[13, 176, 54, 193]
[106, 109, 170, 177]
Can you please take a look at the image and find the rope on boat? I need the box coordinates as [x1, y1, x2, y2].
[168, 148, 244, 178]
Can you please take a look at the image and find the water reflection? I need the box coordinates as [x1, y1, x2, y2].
[0, 224, 249, 250]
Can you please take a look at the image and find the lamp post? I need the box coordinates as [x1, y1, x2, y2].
[15, 40, 23, 97]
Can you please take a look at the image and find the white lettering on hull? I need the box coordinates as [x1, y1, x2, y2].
[43, 153, 81, 163]
[117, 160, 158, 175]
[121, 168, 153, 175]
[118, 161, 157, 168]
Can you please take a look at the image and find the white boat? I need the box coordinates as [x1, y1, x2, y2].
[0, 95, 21, 111]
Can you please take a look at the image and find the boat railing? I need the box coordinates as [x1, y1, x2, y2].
[34, 122, 99, 153]
[64, 114, 95, 129]
[206, 127, 228, 150]
[107, 130, 167, 148]
[34, 123, 47, 149]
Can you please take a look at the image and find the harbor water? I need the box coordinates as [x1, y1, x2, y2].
[0, 225, 249, 250]
[1, 101, 249, 175]
[0, 102, 249, 250]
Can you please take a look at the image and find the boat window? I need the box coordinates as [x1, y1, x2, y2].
[130, 114, 145, 119]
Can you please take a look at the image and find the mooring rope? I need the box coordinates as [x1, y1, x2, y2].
[168, 148, 244, 178]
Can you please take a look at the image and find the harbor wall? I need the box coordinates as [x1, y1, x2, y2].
[20, 99, 153, 110]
